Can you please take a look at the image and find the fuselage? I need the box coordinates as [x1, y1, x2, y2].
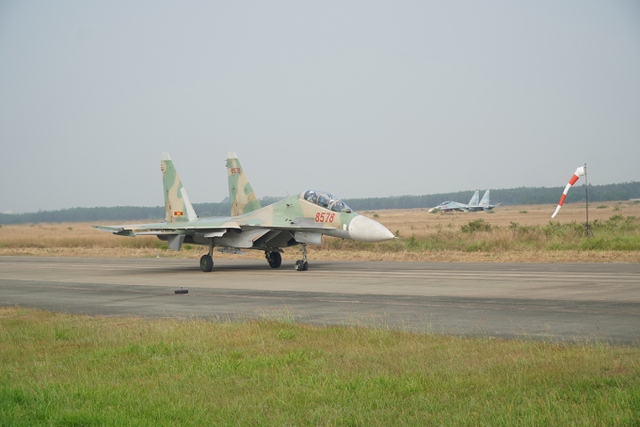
[145, 192, 392, 250]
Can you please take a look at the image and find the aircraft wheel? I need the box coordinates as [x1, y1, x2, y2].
[294, 260, 309, 271]
[200, 255, 214, 272]
[266, 251, 282, 268]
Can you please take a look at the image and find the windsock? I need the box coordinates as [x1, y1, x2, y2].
[551, 166, 586, 218]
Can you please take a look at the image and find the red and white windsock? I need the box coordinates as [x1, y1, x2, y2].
[551, 165, 586, 218]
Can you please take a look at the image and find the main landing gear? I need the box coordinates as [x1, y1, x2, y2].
[266, 251, 282, 268]
[200, 240, 214, 272]
[199, 243, 308, 272]
[294, 243, 309, 271]
[200, 255, 213, 272]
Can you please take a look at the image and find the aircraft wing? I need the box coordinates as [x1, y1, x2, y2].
[95, 221, 332, 237]
[93, 222, 241, 237]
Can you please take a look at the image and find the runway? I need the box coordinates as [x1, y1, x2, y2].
[1, 256, 638, 344]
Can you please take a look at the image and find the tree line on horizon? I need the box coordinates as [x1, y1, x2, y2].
[1, 182, 639, 225]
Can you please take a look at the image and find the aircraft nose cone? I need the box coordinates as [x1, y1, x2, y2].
[348, 215, 394, 242]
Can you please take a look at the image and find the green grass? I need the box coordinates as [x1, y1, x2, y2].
[1, 308, 639, 426]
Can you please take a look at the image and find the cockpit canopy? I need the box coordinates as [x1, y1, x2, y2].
[302, 190, 352, 213]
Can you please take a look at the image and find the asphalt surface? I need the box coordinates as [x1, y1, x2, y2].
[1, 256, 638, 344]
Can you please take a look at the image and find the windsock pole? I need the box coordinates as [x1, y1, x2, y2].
[584, 163, 592, 237]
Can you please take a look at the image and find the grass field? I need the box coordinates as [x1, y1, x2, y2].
[1, 201, 639, 263]
[1, 307, 639, 426]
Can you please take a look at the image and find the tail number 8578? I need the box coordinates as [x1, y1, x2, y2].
[315, 212, 335, 223]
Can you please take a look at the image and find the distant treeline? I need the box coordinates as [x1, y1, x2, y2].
[0, 197, 282, 225]
[1, 182, 639, 225]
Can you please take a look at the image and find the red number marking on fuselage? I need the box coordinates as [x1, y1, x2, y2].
[314, 212, 335, 223]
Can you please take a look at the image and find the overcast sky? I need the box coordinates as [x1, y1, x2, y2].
[1, 1, 639, 213]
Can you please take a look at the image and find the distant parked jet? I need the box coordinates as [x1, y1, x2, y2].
[428, 190, 498, 213]
[477, 190, 499, 211]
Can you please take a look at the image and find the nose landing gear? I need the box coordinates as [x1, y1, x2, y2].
[294, 244, 309, 271]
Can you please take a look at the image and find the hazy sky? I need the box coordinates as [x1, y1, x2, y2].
[1, 1, 639, 213]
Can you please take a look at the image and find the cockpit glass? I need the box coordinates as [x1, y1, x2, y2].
[303, 190, 351, 213]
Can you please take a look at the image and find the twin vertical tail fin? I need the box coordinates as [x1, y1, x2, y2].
[227, 152, 261, 216]
[160, 151, 260, 221]
[479, 190, 491, 207]
[468, 190, 480, 206]
[161, 153, 197, 223]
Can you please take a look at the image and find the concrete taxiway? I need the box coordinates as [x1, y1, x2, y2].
[1, 256, 638, 344]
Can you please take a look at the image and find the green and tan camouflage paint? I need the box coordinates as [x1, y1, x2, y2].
[227, 152, 261, 216]
[161, 153, 195, 223]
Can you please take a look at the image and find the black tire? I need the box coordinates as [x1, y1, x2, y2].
[295, 260, 308, 271]
[200, 255, 214, 272]
[267, 252, 282, 268]
[175, 289, 189, 294]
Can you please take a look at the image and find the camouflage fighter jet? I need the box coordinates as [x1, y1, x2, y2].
[94, 152, 394, 272]
[428, 190, 498, 213]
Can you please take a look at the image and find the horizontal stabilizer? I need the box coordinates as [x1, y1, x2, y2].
[93, 225, 135, 237]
